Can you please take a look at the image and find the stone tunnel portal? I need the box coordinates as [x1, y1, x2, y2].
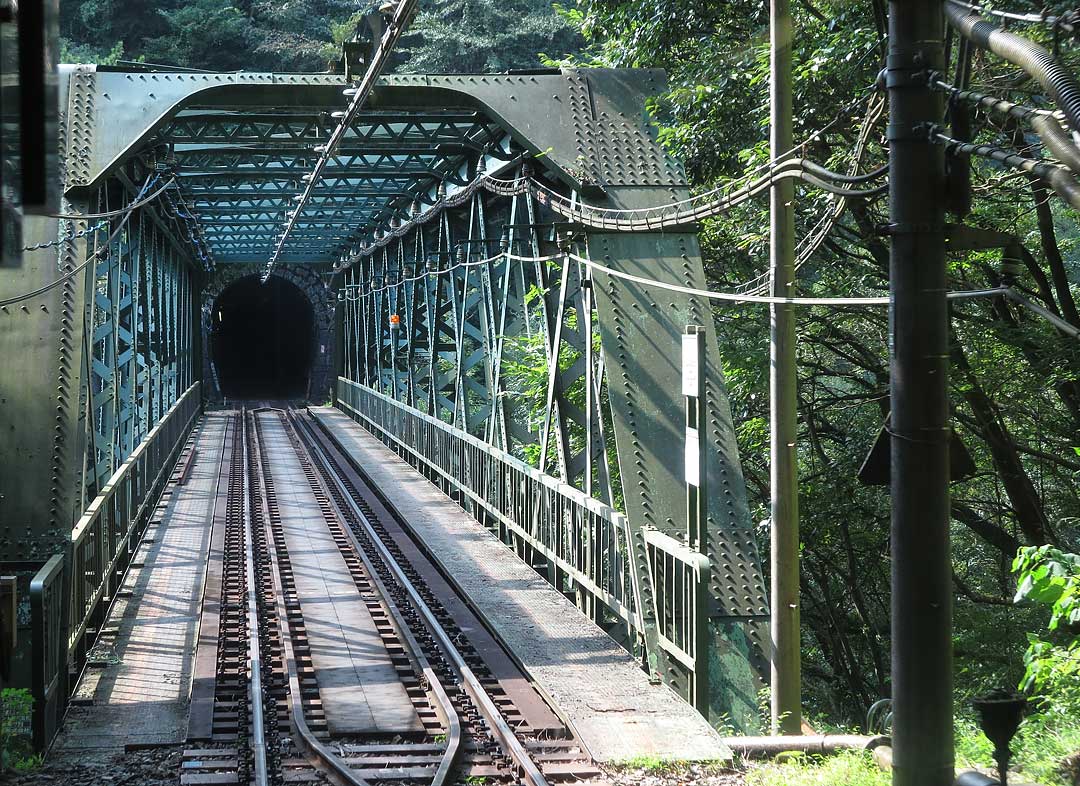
[210, 274, 315, 399]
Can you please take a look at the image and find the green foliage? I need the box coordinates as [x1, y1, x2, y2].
[613, 754, 677, 771]
[143, 0, 253, 71]
[745, 751, 889, 786]
[395, 0, 583, 73]
[60, 38, 125, 65]
[1012, 546, 1080, 708]
[1, 688, 37, 774]
[58, 0, 582, 73]
[957, 711, 1080, 786]
[557, 0, 1080, 730]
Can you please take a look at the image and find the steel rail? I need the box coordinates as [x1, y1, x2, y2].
[290, 411, 550, 786]
[240, 409, 270, 786]
[282, 409, 462, 786]
[247, 408, 373, 786]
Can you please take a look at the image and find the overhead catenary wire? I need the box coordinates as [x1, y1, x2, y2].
[932, 78, 1056, 122]
[339, 156, 887, 267]
[738, 91, 888, 297]
[933, 130, 1080, 207]
[263, 0, 418, 282]
[342, 248, 1008, 307]
[568, 253, 1005, 306]
[945, 0, 1079, 34]
[945, 1, 1080, 134]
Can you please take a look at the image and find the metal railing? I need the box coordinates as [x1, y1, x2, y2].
[645, 528, 711, 711]
[29, 555, 66, 751]
[336, 377, 710, 685]
[69, 381, 201, 654]
[29, 381, 201, 749]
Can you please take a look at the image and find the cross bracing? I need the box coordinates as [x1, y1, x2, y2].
[3, 68, 769, 735]
[146, 106, 503, 263]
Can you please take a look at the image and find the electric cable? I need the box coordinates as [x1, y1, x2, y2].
[945, 1, 1080, 134]
[47, 177, 176, 219]
[3, 174, 156, 307]
[340, 90, 883, 268]
[933, 130, 1080, 207]
[738, 91, 889, 297]
[932, 78, 1054, 121]
[569, 253, 1004, 306]
[341, 248, 1006, 308]
[264, 0, 418, 281]
[945, 0, 1078, 34]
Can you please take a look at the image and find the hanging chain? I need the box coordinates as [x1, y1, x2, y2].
[22, 219, 109, 252]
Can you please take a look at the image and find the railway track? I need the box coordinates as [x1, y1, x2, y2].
[182, 406, 598, 786]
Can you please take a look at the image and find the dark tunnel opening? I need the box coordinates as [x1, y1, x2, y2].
[211, 275, 315, 399]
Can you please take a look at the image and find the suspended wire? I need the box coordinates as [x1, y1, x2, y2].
[21, 219, 108, 252]
[342, 251, 562, 298]
[340, 248, 1006, 307]
[341, 157, 886, 264]
[47, 177, 177, 219]
[519, 165, 887, 232]
[932, 78, 1056, 121]
[340, 89, 882, 268]
[569, 253, 1005, 306]
[737, 91, 888, 297]
[932, 130, 1080, 207]
[2, 174, 157, 307]
[264, 0, 418, 282]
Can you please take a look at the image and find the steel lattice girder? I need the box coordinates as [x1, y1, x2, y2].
[0, 65, 772, 730]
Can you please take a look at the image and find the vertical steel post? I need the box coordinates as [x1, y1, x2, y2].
[683, 325, 707, 553]
[887, 3, 952, 786]
[769, 0, 802, 736]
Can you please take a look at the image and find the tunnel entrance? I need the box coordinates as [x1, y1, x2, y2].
[211, 275, 315, 399]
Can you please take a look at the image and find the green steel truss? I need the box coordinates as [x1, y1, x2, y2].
[1, 65, 769, 731]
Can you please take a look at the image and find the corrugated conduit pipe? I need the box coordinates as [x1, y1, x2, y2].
[946, 0, 1080, 176]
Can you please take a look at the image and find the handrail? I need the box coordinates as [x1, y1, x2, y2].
[335, 377, 711, 680]
[69, 381, 201, 651]
[336, 377, 641, 627]
[29, 555, 67, 751]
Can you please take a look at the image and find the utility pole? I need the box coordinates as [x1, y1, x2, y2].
[887, 3, 953, 786]
[769, 0, 801, 736]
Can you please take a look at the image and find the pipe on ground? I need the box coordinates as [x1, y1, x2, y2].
[955, 772, 1000, 786]
[725, 734, 888, 758]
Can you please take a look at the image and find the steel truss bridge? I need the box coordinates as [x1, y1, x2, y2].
[1, 64, 771, 746]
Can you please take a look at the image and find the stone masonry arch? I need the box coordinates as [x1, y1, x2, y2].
[201, 264, 336, 402]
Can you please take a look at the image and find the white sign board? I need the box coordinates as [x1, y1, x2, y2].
[685, 427, 700, 486]
[682, 333, 700, 397]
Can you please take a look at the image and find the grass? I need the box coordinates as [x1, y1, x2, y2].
[745, 750, 890, 786]
[1, 688, 41, 775]
[615, 755, 680, 772]
[957, 710, 1080, 786]
[742, 709, 1080, 786]
[605, 706, 1080, 786]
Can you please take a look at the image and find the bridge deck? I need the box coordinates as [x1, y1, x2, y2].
[312, 405, 733, 763]
[257, 412, 423, 736]
[52, 413, 228, 754]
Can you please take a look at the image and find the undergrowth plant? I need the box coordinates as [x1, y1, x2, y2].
[1008, 545, 1080, 785]
[0, 688, 38, 773]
